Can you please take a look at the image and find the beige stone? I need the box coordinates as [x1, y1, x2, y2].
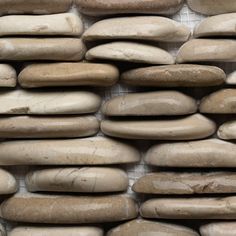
[0, 64, 16, 87]
[102, 91, 197, 116]
[19, 62, 119, 88]
[176, 39, 236, 63]
[101, 114, 216, 140]
[83, 16, 190, 42]
[0, 225, 5, 236]
[200, 222, 236, 236]
[0, 137, 140, 165]
[0, 168, 17, 195]
[226, 71, 236, 85]
[218, 121, 236, 140]
[0, 38, 86, 61]
[0, 194, 138, 223]
[121, 64, 226, 87]
[145, 139, 236, 167]
[86, 42, 174, 65]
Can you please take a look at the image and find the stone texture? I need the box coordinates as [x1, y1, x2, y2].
[0, 137, 140, 165]
[26, 167, 128, 193]
[200, 222, 236, 236]
[86, 42, 174, 65]
[83, 16, 190, 42]
[226, 71, 236, 84]
[0, 225, 5, 236]
[102, 91, 197, 116]
[19, 63, 119, 88]
[0, 168, 18, 195]
[0, 194, 138, 223]
[121, 64, 226, 87]
[101, 114, 216, 140]
[0, 64, 16, 87]
[218, 121, 236, 140]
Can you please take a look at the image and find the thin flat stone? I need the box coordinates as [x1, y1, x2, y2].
[145, 139, 236, 168]
[0, 194, 138, 223]
[18, 63, 119, 88]
[121, 64, 226, 87]
[83, 16, 190, 42]
[26, 167, 128, 193]
[0, 64, 16, 87]
[0, 137, 140, 165]
[0, 168, 18, 195]
[133, 172, 236, 194]
[0, 38, 86, 61]
[86, 42, 174, 65]
[226, 71, 236, 84]
[200, 222, 236, 236]
[218, 121, 236, 140]
[101, 114, 216, 140]
[0, 225, 5, 236]
[176, 39, 236, 63]
[0, 90, 101, 114]
[102, 91, 197, 116]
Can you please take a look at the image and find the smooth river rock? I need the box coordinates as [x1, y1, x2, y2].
[26, 167, 128, 193]
[101, 114, 216, 140]
[0, 194, 138, 223]
[18, 62, 119, 88]
[200, 222, 236, 236]
[102, 91, 197, 116]
[218, 121, 236, 140]
[86, 42, 174, 65]
[176, 39, 236, 63]
[226, 71, 236, 84]
[0, 38, 86, 61]
[0, 64, 16, 87]
[121, 64, 226, 87]
[83, 16, 190, 42]
[133, 172, 236, 194]
[0, 137, 140, 165]
[0, 90, 101, 114]
[0, 168, 18, 195]
[0, 225, 5, 236]
[145, 139, 236, 167]
[0, 115, 99, 139]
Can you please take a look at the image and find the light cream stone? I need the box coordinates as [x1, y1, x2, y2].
[0, 137, 140, 165]
[0, 225, 5, 236]
[101, 114, 216, 140]
[86, 42, 174, 65]
[0, 64, 16, 87]
[0, 38, 86, 61]
[0, 168, 17, 195]
[226, 71, 236, 84]
[218, 121, 236, 140]
[176, 39, 236, 63]
[200, 222, 236, 236]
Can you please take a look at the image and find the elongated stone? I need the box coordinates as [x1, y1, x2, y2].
[194, 13, 236, 37]
[121, 64, 226, 87]
[226, 71, 236, 84]
[86, 42, 174, 65]
[218, 121, 236, 140]
[83, 16, 190, 42]
[0, 64, 16, 87]
[0, 115, 99, 139]
[0, 137, 140, 166]
[107, 219, 199, 236]
[26, 167, 128, 193]
[0, 194, 138, 223]
[200, 222, 236, 236]
[101, 114, 216, 140]
[140, 196, 236, 219]
[176, 39, 236, 63]
[145, 139, 236, 167]
[19, 63, 119, 88]
[102, 91, 197, 116]
[187, 0, 236, 15]
[0, 225, 5, 236]
[0, 38, 86, 61]
[0, 90, 101, 114]
[0, 168, 17, 195]
[133, 172, 236, 194]
[76, 0, 184, 16]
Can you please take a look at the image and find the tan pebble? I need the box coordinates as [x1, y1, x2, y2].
[218, 120, 236, 140]
[0, 168, 17, 195]
[226, 71, 236, 85]
[0, 64, 16, 87]
[200, 222, 236, 236]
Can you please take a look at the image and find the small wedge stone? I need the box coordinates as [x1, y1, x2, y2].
[102, 91, 197, 116]
[0, 225, 5, 236]
[218, 121, 236, 140]
[19, 63, 119, 88]
[176, 39, 236, 63]
[0, 168, 17, 195]
[0, 64, 16, 87]
[86, 42, 174, 65]
[226, 71, 236, 84]
[200, 222, 236, 236]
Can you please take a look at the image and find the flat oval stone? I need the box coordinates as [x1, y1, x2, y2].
[145, 139, 236, 167]
[0, 225, 5, 236]
[86, 42, 174, 65]
[76, 0, 184, 16]
[218, 121, 236, 140]
[101, 114, 216, 140]
[133, 172, 236, 194]
[227, 71, 236, 84]
[19, 63, 119, 88]
[0, 90, 101, 114]
[0, 115, 99, 139]
[200, 222, 236, 236]
[0, 38, 86, 61]
[121, 64, 226, 87]
[187, 0, 236, 15]
[102, 91, 197, 116]
[0, 64, 16, 87]
[176, 39, 236, 63]
[0, 194, 138, 223]
[83, 16, 190, 42]
[0, 137, 140, 165]
[200, 89, 236, 114]
[140, 196, 236, 219]
[0, 168, 18, 195]
[194, 13, 236, 37]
